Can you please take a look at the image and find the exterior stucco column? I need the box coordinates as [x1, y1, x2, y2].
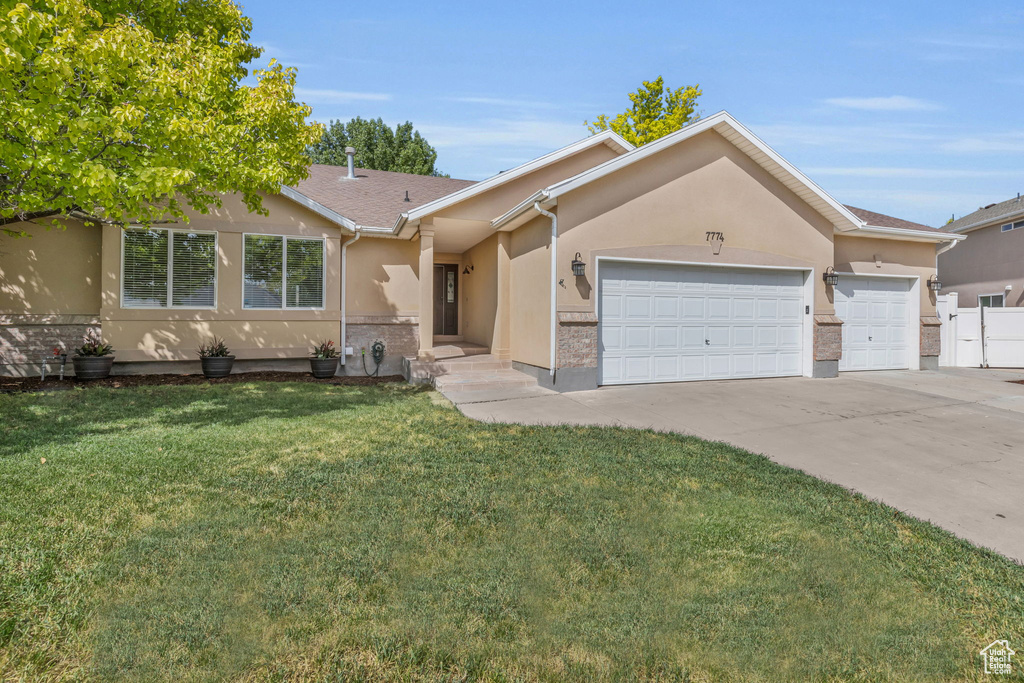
[492, 232, 511, 359]
[417, 227, 435, 360]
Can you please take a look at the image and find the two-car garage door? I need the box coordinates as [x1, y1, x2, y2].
[599, 262, 805, 385]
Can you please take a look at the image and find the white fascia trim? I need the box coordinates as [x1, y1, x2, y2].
[279, 185, 356, 232]
[491, 190, 551, 230]
[847, 224, 967, 243]
[356, 225, 404, 238]
[535, 111, 865, 232]
[947, 207, 1024, 234]
[389, 129, 634, 233]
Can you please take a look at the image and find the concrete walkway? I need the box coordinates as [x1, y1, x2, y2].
[454, 368, 1024, 563]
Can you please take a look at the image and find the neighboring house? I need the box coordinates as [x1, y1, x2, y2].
[0, 111, 963, 388]
[939, 195, 1024, 307]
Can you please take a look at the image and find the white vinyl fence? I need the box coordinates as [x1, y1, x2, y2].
[937, 293, 1024, 368]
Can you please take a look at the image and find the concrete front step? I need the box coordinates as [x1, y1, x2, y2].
[431, 343, 490, 359]
[433, 368, 538, 393]
[405, 353, 513, 382]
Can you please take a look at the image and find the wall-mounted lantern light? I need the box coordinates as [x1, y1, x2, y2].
[822, 266, 839, 287]
[571, 252, 586, 277]
[927, 274, 942, 292]
[462, 264, 474, 275]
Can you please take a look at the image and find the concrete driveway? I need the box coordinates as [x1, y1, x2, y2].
[454, 369, 1024, 563]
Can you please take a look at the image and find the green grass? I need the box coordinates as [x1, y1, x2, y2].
[1, 382, 1022, 681]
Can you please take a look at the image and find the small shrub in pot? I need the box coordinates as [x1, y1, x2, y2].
[310, 340, 340, 379]
[198, 337, 235, 378]
[72, 332, 115, 380]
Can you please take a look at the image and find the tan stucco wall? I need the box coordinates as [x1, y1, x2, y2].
[555, 129, 835, 317]
[461, 233, 499, 348]
[938, 222, 1024, 307]
[101, 192, 344, 361]
[1, 218, 102, 315]
[834, 235, 938, 315]
[346, 237, 420, 317]
[428, 143, 621, 224]
[509, 216, 552, 368]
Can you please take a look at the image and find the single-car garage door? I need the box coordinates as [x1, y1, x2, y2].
[834, 276, 911, 371]
[599, 261, 805, 385]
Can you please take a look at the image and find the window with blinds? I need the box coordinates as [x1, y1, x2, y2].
[243, 235, 324, 309]
[122, 229, 217, 308]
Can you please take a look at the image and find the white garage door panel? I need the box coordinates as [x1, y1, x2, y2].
[835, 276, 911, 371]
[599, 262, 805, 385]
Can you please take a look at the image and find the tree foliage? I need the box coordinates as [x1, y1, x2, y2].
[0, 0, 323, 235]
[586, 76, 702, 147]
[308, 117, 444, 176]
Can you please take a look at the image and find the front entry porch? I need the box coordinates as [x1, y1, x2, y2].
[415, 225, 511, 363]
[403, 340, 537, 394]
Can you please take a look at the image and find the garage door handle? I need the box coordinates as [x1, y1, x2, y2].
[868, 336, 872, 341]
[705, 339, 710, 345]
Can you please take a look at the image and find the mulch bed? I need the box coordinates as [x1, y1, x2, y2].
[0, 371, 405, 394]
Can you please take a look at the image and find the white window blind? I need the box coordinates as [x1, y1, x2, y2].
[171, 232, 217, 307]
[122, 229, 217, 309]
[243, 235, 284, 308]
[286, 238, 324, 308]
[243, 235, 324, 309]
[123, 229, 169, 307]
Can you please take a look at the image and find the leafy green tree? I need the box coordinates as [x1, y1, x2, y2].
[586, 77, 702, 147]
[308, 117, 445, 176]
[0, 0, 323, 235]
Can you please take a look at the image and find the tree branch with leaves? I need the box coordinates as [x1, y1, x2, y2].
[586, 77, 702, 147]
[0, 0, 323, 236]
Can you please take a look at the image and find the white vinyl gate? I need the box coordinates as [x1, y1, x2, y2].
[598, 261, 805, 385]
[937, 293, 1024, 367]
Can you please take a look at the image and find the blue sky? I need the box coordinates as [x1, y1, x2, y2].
[244, 0, 1024, 227]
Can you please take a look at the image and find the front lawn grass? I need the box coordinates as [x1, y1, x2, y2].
[1, 382, 1022, 681]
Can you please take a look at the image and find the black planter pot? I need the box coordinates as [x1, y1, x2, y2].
[310, 357, 339, 379]
[201, 356, 235, 379]
[72, 355, 114, 380]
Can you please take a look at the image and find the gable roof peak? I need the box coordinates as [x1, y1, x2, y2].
[494, 110, 864, 232]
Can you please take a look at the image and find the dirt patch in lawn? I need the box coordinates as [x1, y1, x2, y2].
[0, 371, 405, 394]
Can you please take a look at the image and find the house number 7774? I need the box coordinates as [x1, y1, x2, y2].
[706, 231, 724, 242]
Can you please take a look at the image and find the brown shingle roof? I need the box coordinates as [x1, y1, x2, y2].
[289, 165, 476, 229]
[942, 195, 1024, 233]
[844, 205, 941, 233]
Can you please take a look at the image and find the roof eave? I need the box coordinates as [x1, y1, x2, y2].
[279, 185, 356, 233]
[491, 190, 553, 231]
[401, 130, 633, 225]
[947, 206, 1024, 234]
[847, 224, 967, 243]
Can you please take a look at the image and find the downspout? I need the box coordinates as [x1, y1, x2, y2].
[340, 228, 361, 366]
[936, 238, 959, 257]
[535, 201, 557, 378]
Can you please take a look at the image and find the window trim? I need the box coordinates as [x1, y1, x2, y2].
[1000, 221, 1024, 232]
[120, 227, 219, 310]
[241, 233, 327, 311]
[979, 293, 1005, 308]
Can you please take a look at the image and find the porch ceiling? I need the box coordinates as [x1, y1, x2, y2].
[429, 217, 495, 253]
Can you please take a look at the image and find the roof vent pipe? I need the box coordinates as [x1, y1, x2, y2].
[345, 147, 356, 180]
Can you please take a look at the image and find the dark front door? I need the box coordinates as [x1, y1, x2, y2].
[433, 264, 458, 336]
